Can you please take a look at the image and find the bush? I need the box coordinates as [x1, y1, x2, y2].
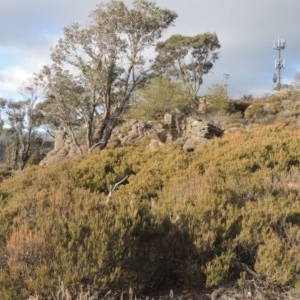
[0, 122, 300, 297]
[129, 76, 195, 121]
[204, 84, 232, 115]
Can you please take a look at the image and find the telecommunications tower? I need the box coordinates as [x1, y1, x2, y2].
[223, 73, 230, 95]
[273, 38, 285, 90]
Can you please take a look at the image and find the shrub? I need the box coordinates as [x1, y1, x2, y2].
[0, 122, 300, 297]
[204, 84, 232, 115]
[129, 76, 195, 121]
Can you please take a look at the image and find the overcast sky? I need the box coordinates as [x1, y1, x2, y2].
[1, 0, 300, 99]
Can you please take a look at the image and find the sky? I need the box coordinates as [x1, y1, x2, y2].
[1, 0, 300, 100]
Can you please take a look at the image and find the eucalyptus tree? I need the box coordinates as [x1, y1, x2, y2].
[0, 82, 43, 170]
[154, 33, 221, 99]
[38, 0, 177, 151]
[37, 66, 86, 155]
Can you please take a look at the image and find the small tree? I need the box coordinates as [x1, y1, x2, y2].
[37, 67, 85, 155]
[154, 33, 221, 99]
[130, 76, 194, 121]
[205, 83, 232, 115]
[0, 82, 43, 170]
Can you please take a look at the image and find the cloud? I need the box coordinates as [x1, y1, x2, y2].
[0, 0, 300, 99]
[0, 67, 33, 99]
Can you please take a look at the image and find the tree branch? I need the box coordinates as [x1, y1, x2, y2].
[106, 175, 129, 202]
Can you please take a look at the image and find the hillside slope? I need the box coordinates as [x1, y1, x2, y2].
[0, 118, 300, 299]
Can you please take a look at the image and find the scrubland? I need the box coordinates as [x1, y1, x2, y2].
[0, 93, 300, 299]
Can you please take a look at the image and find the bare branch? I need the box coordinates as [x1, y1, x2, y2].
[106, 175, 129, 202]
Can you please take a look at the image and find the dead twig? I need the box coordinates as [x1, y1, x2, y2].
[106, 175, 129, 202]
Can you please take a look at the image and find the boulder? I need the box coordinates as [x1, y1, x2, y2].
[114, 116, 223, 152]
[148, 139, 165, 151]
[39, 131, 81, 166]
[41, 116, 224, 164]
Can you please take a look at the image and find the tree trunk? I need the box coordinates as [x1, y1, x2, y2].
[91, 114, 118, 151]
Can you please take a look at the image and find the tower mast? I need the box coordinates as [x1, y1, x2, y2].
[273, 38, 285, 90]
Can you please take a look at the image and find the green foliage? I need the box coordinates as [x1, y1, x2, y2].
[255, 232, 300, 286]
[154, 33, 221, 98]
[244, 90, 300, 122]
[205, 252, 235, 287]
[244, 101, 266, 119]
[0, 166, 11, 182]
[130, 76, 194, 121]
[205, 84, 232, 114]
[38, 0, 177, 151]
[0, 122, 300, 297]
[0, 82, 44, 170]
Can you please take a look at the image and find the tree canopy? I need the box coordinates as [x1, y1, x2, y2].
[1, 0, 223, 168]
[154, 33, 221, 98]
[38, 0, 178, 151]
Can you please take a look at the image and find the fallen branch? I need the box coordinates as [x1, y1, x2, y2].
[106, 175, 129, 202]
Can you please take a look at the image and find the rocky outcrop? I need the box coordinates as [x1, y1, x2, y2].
[182, 117, 224, 152]
[39, 131, 81, 166]
[111, 114, 224, 152]
[113, 119, 169, 146]
[40, 115, 224, 165]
